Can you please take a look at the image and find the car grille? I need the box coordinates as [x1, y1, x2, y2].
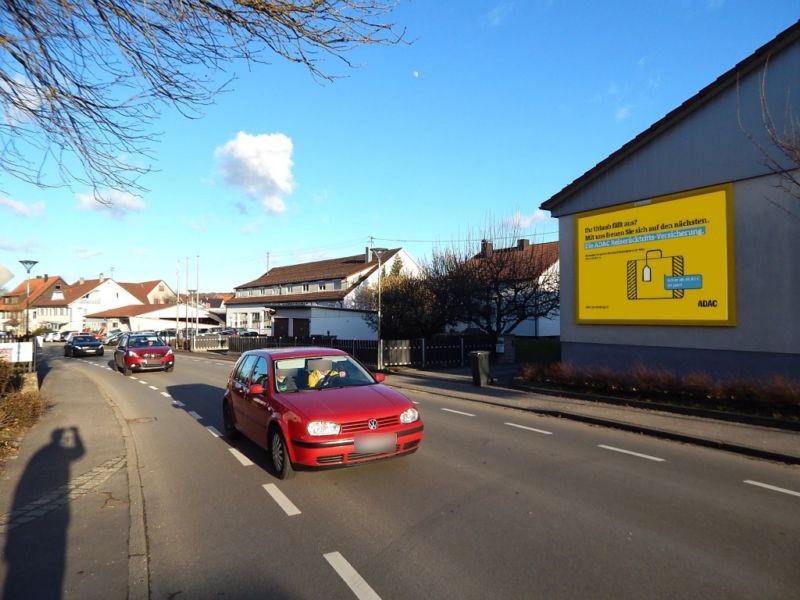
[339, 415, 398, 434]
[316, 445, 401, 465]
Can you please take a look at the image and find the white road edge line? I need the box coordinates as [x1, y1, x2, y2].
[323, 551, 381, 600]
[744, 480, 800, 497]
[441, 408, 475, 417]
[505, 422, 552, 435]
[207, 426, 221, 438]
[598, 444, 665, 462]
[188, 410, 202, 420]
[172, 400, 185, 407]
[263, 483, 301, 516]
[160, 392, 171, 398]
[229, 448, 253, 466]
[148, 386, 158, 390]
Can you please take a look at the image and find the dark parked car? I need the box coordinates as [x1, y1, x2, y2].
[222, 347, 423, 479]
[114, 333, 174, 375]
[64, 334, 104, 357]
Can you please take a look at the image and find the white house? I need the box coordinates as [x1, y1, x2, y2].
[227, 247, 421, 339]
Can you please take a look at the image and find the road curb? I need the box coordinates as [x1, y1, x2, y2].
[103, 387, 150, 600]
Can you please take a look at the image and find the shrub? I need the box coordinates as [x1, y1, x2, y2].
[517, 362, 800, 419]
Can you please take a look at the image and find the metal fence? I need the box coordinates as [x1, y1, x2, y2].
[219, 335, 494, 369]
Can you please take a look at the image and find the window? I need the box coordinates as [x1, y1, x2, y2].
[235, 355, 258, 384]
[251, 357, 268, 386]
[318, 281, 327, 291]
[302, 283, 310, 292]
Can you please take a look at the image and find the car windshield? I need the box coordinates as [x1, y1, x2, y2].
[130, 335, 166, 348]
[274, 355, 375, 392]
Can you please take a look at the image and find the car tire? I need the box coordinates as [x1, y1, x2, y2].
[64, 348, 69, 357]
[98, 349, 104, 357]
[222, 400, 240, 440]
[123, 364, 132, 376]
[269, 427, 295, 480]
[165, 364, 174, 373]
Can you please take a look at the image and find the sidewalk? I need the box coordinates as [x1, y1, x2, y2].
[386, 364, 800, 465]
[0, 359, 138, 599]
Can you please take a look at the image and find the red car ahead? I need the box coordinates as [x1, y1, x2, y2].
[222, 347, 424, 479]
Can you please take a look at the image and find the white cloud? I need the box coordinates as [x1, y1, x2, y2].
[215, 131, 295, 214]
[1, 74, 41, 125]
[76, 189, 146, 219]
[412, 70, 421, 79]
[482, 4, 514, 28]
[615, 104, 634, 121]
[75, 247, 103, 259]
[0, 196, 45, 217]
[504, 209, 551, 228]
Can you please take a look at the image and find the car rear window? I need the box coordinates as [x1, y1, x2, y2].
[74, 336, 95, 343]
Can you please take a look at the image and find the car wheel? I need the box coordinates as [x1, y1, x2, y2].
[222, 400, 240, 440]
[123, 363, 132, 376]
[165, 364, 174, 373]
[98, 349, 104, 356]
[269, 427, 295, 480]
[64, 348, 69, 357]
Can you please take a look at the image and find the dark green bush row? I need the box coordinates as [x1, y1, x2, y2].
[519, 362, 800, 419]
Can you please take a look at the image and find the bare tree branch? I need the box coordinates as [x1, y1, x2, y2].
[0, 0, 404, 195]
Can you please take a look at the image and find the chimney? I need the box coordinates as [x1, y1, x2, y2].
[79, 277, 85, 285]
[365, 246, 373, 263]
[99, 272, 105, 282]
[517, 239, 530, 251]
[481, 239, 493, 258]
[44, 274, 49, 281]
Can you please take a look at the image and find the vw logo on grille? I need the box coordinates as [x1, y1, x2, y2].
[368, 419, 378, 430]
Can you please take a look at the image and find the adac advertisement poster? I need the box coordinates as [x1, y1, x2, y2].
[576, 185, 735, 325]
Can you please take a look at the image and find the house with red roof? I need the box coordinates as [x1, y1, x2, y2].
[227, 247, 420, 339]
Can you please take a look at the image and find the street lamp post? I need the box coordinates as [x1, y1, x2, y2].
[371, 248, 388, 370]
[19, 260, 38, 337]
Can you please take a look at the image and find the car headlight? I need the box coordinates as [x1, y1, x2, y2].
[307, 421, 341, 436]
[400, 408, 419, 424]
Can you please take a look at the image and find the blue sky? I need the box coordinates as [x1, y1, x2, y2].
[1, 1, 798, 294]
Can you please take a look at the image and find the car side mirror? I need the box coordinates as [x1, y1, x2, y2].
[249, 383, 264, 395]
[373, 373, 385, 383]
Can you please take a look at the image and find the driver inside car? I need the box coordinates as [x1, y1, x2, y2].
[306, 359, 346, 388]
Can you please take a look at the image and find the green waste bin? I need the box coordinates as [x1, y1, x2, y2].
[470, 350, 491, 387]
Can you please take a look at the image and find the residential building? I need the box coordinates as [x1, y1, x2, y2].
[227, 248, 420, 339]
[0, 274, 70, 334]
[540, 22, 800, 381]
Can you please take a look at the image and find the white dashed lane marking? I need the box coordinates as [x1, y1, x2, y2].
[744, 480, 800, 497]
[598, 444, 665, 462]
[441, 408, 475, 417]
[324, 552, 381, 600]
[188, 411, 202, 420]
[505, 422, 552, 435]
[160, 392, 171, 398]
[206, 426, 222, 438]
[229, 448, 253, 466]
[263, 484, 301, 516]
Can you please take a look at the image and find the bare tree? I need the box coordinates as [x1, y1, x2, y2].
[0, 0, 403, 197]
[738, 61, 800, 207]
[426, 225, 560, 343]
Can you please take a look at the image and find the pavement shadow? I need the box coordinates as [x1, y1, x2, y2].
[3, 427, 85, 599]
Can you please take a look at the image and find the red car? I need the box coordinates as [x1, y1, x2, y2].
[222, 347, 423, 479]
[114, 332, 175, 375]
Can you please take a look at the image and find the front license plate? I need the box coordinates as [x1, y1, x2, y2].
[354, 433, 396, 454]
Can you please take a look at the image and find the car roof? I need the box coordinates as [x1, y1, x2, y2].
[242, 346, 349, 360]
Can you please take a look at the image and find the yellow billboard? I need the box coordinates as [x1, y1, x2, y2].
[576, 185, 735, 325]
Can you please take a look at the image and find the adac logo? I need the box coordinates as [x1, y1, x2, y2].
[697, 299, 718, 307]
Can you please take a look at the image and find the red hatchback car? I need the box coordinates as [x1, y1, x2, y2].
[114, 332, 175, 375]
[222, 347, 424, 479]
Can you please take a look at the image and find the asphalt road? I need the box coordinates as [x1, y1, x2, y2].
[43, 349, 800, 599]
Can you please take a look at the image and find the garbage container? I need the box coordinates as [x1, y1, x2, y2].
[469, 350, 491, 387]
